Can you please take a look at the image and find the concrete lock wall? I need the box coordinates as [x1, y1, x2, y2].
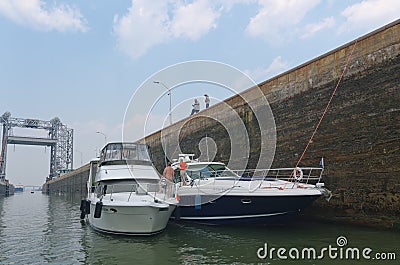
[44, 164, 89, 197]
[145, 20, 400, 228]
[45, 20, 400, 228]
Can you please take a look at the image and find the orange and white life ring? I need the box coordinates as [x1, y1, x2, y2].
[293, 167, 303, 181]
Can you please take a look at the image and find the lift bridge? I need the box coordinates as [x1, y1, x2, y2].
[0, 112, 73, 181]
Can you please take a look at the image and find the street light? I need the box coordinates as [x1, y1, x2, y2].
[153, 81, 172, 125]
[75, 149, 83, 166]
[96, 131, 107, 145]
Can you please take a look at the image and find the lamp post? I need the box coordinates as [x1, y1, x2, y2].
[153, 81, 172, 125]
[75, 149, 83, 166]
[96, 131, 107, 145]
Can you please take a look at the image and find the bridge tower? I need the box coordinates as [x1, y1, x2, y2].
[0, 111, 73, 181]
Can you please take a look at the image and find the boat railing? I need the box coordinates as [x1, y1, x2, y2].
[232, 167, 324, 185]
[90, 180, 177, 203]
[185, 167, 323, 184]
[180, 167, 324, 193]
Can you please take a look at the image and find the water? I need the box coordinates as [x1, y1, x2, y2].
[0, 193, 398, 265]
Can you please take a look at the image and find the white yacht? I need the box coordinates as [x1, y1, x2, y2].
[80, 143, 177, 235]
[172, 154, 331, 225]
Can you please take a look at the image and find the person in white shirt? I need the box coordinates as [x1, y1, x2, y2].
[190, 99, 200, 115]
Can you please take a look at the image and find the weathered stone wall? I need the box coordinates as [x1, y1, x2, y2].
[44, 164, 89, 197]
[144, 20, 400, 228]
[271, 54, 400, 229]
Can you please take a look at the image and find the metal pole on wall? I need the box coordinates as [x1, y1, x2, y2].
[96, 131, 107, 146]
[153, 81, 172, 125]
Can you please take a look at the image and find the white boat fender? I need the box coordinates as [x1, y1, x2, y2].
[293, 167, 303, 181]
[94, 201, 103, 218]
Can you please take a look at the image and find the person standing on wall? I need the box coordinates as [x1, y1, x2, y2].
[190, 99, 200, 115]
[204, 94, 210, 108]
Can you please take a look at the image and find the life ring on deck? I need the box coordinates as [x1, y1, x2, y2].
[293, 167, 303, 181]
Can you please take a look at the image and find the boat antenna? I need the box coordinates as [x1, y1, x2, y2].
[205, 134, 209, 162]
[164, 140, 168, 167]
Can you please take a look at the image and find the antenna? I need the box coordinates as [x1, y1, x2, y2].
[205, 134, 209, 162]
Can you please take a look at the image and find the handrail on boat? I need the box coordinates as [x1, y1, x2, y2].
[232, 167, 324, 184]
[175, 167, 324, 193]
[179, 167, 325, 192]
[184, 167, 323, 183]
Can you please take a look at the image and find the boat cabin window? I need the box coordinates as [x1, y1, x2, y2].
[100, 143, 151, 165]
[95, 180, 137, 196]
[177, 163, 239, 180]
[95, 179, 160, 196]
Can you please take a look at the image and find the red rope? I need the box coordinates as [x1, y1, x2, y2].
[289, 40, 358, 180]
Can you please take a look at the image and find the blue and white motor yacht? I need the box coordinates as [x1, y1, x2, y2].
[172, 154, 331, 225]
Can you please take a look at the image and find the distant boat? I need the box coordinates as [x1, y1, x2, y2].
[14, 184, 24, 192]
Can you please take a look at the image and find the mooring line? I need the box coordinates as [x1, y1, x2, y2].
[289, 40, 359, 181]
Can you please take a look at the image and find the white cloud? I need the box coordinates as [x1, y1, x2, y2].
[113, 0, 171, 59]
[245, 0, 321, 43]
[171, 0, 220, 40]
[113, 0, 224, 58]
[244, 56, 289, 82]
[216, 0, 256, 11]
[0, 0, 88, 32]
[301, 16, 335, 38]
[265, 56, 289, 75]
[340, 0, 400, 32]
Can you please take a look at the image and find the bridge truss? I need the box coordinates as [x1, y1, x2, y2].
[0, 112, 73, 181]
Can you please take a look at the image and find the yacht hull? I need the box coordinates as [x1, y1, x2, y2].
[88, 203, 175, 235]
[172, 194, 321, 225]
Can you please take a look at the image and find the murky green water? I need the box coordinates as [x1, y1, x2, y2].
[0, 192, 398, 265]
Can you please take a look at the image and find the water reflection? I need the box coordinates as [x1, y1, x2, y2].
[0, 193, 398, 265]
[42, 194, 86, 263]
[0, 193, 50, 264]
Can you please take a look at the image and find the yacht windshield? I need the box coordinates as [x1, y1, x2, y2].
[186, 163, 239, 180]
[100, 143, 151, 165]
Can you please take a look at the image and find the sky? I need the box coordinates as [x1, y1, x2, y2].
[0, 0, 398, 186]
